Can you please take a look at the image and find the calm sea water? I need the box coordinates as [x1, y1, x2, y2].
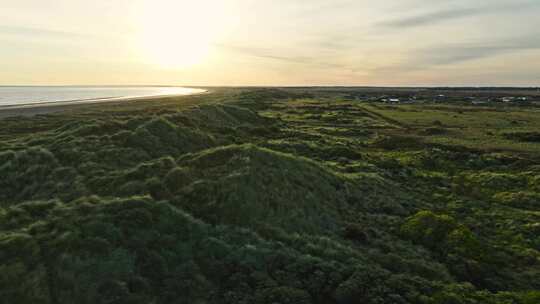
[0, 86, 205, 107]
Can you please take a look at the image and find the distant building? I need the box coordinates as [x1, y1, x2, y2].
[377, 95, 389, 102]
[434, 94, 447, 102]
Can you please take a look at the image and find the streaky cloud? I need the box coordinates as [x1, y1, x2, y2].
[422, 37, 540, 65]
[380, 7, 480, 28]
[379, 1, 540, 28]
[368, 35, 540, 77]
[218, 44, 349, 69]
[0, 25, 88, 39]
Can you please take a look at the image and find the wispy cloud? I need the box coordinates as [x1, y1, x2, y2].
[379, 1, 540, 28]
[0, 25, 87, 39]
[367, 35, 540, 77]
[420, 37, 540, 66]
[379, 7, 480, 28]
[297, 0, 359, 15]
[219, 44, 349, 69]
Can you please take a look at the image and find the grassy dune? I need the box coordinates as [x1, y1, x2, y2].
[1, 88, 539, 303]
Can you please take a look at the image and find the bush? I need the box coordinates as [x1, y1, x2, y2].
[401, 211, 458, 251]
[422, 127, 447, 136]
[492, 192, 540, 210]
[334, 266, 392, 304]
[372, 135, 425, 150]
[256, 286, 311, 304]
[343, 223, 370, 243]
[164, 167, 191, 192]
[503, 132, 540, 143]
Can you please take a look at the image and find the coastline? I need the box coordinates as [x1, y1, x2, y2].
[0, 90, 208, 118]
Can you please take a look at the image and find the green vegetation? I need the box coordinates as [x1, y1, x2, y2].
[1, 88, 539, 303]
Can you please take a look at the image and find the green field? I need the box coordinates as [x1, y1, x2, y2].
[1, 88, 539, 304]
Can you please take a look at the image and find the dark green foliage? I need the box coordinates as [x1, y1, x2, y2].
[422, 127, 448, 136]
[164, 166, 191, 191]
[127, 116, 215, 157]
[343, 223, 371, 243]
[1, 88, 539, 303]
[170, 144, 379, 233]
[400, 211, 491, 287]
[401, 211, 461, 252]
[372, 135, 425, 150]
[503, 131, 540, 143]
[492, 192, 540, 210]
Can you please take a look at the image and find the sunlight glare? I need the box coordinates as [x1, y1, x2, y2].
[136, 0, 232, 69]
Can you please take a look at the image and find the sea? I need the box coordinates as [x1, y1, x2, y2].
[0, 86, 205, 107]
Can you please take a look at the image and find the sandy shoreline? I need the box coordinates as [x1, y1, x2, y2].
[0, 90, 208, 118]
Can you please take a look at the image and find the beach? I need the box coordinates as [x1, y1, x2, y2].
[0, 87, 207, 118]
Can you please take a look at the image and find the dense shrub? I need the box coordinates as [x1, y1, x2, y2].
[492, 192, 540, 210]
[1, 89, 538, 303]
[503, 132, 540, 143]
[372, 135, 425, 150]
[422, 127, 447, 136]
[401, 211, 459, 252]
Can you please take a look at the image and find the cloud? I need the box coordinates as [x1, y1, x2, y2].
[366, 35, 540, 78]
[420, 38, 540, 66]
[379, 7, 480, 28]
[219, 44, 349, 69]
[297, 0, 359, 15]
[0, 25, 87, 39]
[379, 1, 540, 28]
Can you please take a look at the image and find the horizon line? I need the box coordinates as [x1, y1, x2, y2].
[1, 84, 539, 89]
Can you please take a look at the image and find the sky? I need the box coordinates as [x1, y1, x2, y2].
[1, 0, 540, 86]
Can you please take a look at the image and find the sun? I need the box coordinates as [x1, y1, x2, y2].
[140, 26, 212, 69]
[135, 0, 230, 69]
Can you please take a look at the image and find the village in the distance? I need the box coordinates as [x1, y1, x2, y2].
[341, 87, 540, 105]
